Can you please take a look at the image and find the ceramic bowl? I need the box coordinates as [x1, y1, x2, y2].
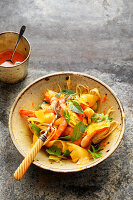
[0, 32, 30, 83]
[9, 72, 125, 172]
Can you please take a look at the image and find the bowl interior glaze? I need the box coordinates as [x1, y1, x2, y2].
[9, 72, 125, 172]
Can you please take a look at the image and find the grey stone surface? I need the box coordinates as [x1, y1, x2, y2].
[0, 0, 133, 199]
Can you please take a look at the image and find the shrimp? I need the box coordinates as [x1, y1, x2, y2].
[62, 126, 73, 137]
[52, 117, 67, 140]
[44, 90, 57, 102]
[44, 91, 66, 114]
[50, 96, 58, 111]
[59, 94, 67, 111]
[81, 135, 93, 148]
[44, 90, 59, 112]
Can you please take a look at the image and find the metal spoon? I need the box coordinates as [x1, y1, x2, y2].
[4, 25, 26, 65]
[14, 101, 61, 181]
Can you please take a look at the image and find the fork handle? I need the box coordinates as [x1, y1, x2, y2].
[14, 139, 43, 181]
[14, 115, 58, 181]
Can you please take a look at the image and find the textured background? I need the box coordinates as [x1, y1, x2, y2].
[0, 0, 133, 199]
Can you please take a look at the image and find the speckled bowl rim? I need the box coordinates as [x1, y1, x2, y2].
[0, 31, 31, 68]
[9, 72, 126, 173]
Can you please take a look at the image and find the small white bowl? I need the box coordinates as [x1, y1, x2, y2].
[9, 72, 125, 172]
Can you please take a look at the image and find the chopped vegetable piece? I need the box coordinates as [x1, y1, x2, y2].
[67, 142, 90, 164]
[72, 121, 86, 142]
[19, 109, 36, 117]
[91, 113, 104, 122]
[46, 145, 62, 156]
[91, 113, 113, 123]
[30, 123, 40, 137]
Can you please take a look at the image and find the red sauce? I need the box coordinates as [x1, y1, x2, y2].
[0, 50, 26, 67]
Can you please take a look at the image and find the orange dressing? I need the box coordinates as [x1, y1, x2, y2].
[0, 50, 26, 67]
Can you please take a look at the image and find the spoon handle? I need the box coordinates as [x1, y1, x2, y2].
[10, 25, 26, 61]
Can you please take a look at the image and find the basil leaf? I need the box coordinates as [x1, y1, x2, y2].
[108, 117, 113, 121]
[30, 124, 40, 137]
[72, 121, 86, 142]
[69, 101, 83, 114]
[62, 150, 71, 157]
[58, 135, 71, 141]
[88, 144, 102, 160]
[59, 89, 76, 95]
[63, 110, 71, 123]
[46, 145, 62, 156]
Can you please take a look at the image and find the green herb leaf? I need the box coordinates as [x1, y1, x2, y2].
[108, 117, 113, 121]
[91, 113, 105, 122]
[63, 110, 71, 123]
[58, 135, 71, 141]
[62, 150, 71, 157]
[92, 113, 113, 123]
[97, 114, 106, 122]
[68, 101, 83, 114]
[88, 144, 102, 160]
[91, 113, 99, 122]
[46, 145, 62, 156]
[72, 121, 86, 142]
[30, 124, 40, 137]
[59, 89, 76, 95]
